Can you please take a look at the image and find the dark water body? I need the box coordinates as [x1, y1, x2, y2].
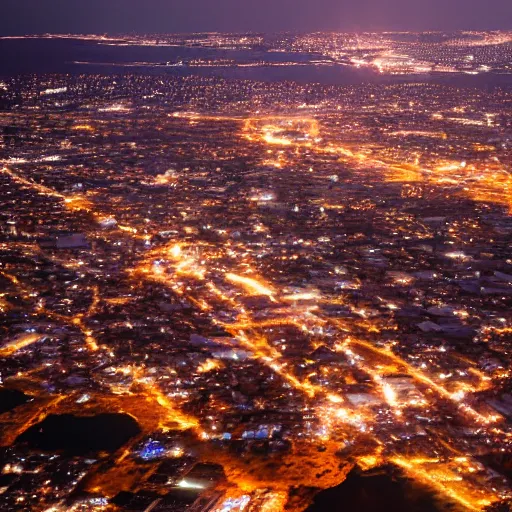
[0, 39, 314, 74]
[1, 39, 511, 89]
[15, 413, 141, 455]
[0, 388, 30, 414]
[307, 466, 447, 512]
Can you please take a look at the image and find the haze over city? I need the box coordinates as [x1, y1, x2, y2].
[1, 0, 512, 34]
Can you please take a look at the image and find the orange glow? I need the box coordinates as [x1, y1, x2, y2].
[225, 273, 276, 300]
[0, 333, 45, 357]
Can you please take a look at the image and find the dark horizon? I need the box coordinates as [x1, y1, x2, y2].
[1, 0, 511, 36]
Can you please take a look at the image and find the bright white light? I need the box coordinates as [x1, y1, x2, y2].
[176, 479, 205, 490]
[42, 87, 67, 95]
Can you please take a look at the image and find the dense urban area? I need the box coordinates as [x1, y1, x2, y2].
[0, 30, 511, 512]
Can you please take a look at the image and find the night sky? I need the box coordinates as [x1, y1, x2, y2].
[1, 0, 511, 35]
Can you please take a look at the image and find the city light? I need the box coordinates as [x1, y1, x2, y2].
[0, 29, 511, 512]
